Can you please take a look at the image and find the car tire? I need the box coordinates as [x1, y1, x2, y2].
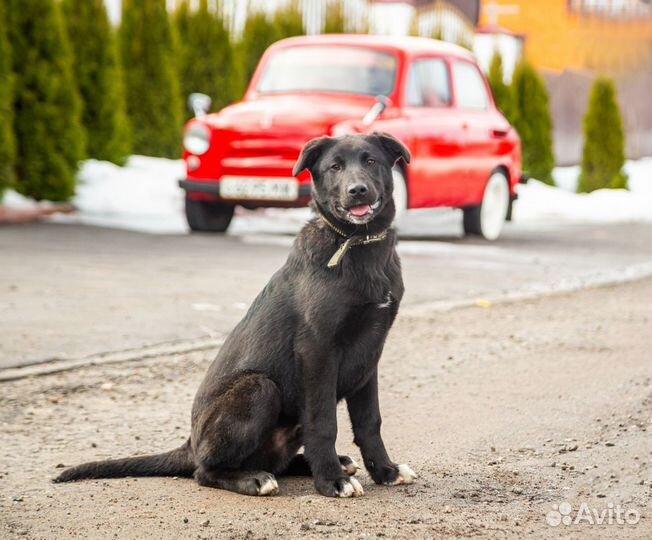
[392, 167, 408, 220]
[185, 197, 235, 233]
[462, 171, 510, 240]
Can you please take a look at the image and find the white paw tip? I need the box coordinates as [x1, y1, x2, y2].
[338, 477, 364, 498]
[389, 464, 417, 485]
[342, 458, 360, 476]
[350, 476, 364, 496]
[258, 476, 279, 496]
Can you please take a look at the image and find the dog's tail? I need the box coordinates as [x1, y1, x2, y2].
[53, 439, 195, 483]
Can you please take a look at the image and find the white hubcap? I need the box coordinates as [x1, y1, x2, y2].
[392, 168, 408, 221]
[480, 172, 509, 240]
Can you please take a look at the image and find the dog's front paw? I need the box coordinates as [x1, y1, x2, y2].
[315, 476, 364, 498]
[339, 455, 360, 476]
[384, 464, 417, 486]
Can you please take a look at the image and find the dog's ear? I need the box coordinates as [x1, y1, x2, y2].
[293, 136, 335, 177]
[371, 132, 411, 166]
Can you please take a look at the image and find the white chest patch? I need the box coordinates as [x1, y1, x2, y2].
[377, 292, 392, 309]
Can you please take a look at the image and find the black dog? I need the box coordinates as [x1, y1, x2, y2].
[55, 132, 416, 498]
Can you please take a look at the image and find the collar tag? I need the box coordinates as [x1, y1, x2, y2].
[326, 232, 388, 269]
[327, 238, 353, 269]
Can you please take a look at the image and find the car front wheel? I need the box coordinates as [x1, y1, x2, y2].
[185, 197, 234, 233]
[392, 167, 408, 220]
[463, 171, 510, 240]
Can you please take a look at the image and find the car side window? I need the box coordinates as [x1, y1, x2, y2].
[452, 61, 489, 109]
[406, 59, 451, 108]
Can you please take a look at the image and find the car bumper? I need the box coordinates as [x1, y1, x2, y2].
[179, 179, 220, 194]
[178, 179, 313, 207]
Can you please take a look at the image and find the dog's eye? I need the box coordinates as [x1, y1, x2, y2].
[366, 158, 376, 165]
[330, 163, 341, 171]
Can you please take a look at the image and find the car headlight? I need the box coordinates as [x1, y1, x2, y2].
[183, 123, 211, 155]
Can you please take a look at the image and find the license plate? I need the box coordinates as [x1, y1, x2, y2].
[219, 176, 299, 201]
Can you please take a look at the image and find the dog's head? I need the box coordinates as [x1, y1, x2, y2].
[293, 133, 410, 226]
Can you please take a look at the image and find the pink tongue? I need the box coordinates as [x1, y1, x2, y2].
[349, 205, 371, 217]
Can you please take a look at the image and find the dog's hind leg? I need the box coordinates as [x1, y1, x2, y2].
[195, 468, 280, 496]
[192, 373, 283, 496]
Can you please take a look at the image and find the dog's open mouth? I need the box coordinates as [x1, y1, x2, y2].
[342, 199, 381, 223]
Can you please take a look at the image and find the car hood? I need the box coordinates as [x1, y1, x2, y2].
[204, 94, 376, 136]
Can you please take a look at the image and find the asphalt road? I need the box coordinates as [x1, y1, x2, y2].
[0, 218, 650, 368]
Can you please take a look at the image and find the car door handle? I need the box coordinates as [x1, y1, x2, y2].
[491, 128, 509, 138]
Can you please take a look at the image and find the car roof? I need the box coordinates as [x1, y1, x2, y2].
[269, 34, 476, 60]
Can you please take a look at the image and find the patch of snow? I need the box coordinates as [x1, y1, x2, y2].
[54, 156, 188, 234]
[551, 164, 581, 192]
[1, 190, 60, 210]
[553, 157, 652, 195]
[516, 157, 652, 223]
[2, 190, 38, 210]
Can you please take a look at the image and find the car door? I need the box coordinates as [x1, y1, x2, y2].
[402, 57, 466, 208]
[451, 60, 507, 206]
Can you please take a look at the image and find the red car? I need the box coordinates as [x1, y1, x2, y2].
[180, 34, 522, 240]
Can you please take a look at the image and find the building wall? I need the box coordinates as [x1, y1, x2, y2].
[478, 0, 652, 73]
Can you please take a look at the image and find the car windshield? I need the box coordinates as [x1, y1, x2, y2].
[257, 46, 397, 96]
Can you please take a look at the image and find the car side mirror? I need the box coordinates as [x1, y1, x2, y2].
[362, 95, 389, 126]
[188, 93, 212, 118]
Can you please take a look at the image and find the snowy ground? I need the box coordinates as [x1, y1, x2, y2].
[513, 159, 652, 224]
[2, 156, 651, 236]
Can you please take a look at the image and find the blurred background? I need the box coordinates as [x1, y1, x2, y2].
[1, 0, 651, 206]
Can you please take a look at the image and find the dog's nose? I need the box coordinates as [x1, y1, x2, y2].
[347, 183, 368, 197]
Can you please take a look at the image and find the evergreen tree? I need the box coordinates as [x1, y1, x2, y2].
[273, 1, 304, 39]
[120, 0, 182, 157]
[456, 35, 474, 51]
[487, 52, 514, 122]
[578, 77, 627, 193]
[63, 0, 131, 164]
[6, 0, 85, 201]
[238, 12, 280, 87]
[324, 0, 346, 33]
[511, 60, 555, 185]
[175, 0, 238, 119]
[0, 0, 15, 197]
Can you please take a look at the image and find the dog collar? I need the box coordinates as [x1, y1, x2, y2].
[315, 205, 388, 269]
[326, 232, 389, 268]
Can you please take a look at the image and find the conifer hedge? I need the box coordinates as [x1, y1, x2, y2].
[238, 12, 281, 87]
[273, 2, 304, 40]
[6, 0, 85, 201]
[0, 1, 15, 197]
[238, 4, 305, 91]
[63, 0, 131, 164]
[324, 1, 346, 33]
[487, 52, 514, 123]
[120, 0, 182, 158]
[511, 61, 555, 185]
[578, 77, 627, 193]
[175, 0, 238, 119]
